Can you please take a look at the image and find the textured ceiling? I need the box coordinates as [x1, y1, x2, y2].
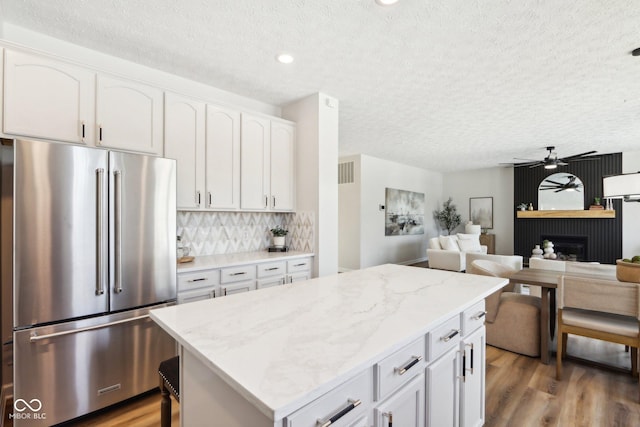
[2, 0, 640, 172]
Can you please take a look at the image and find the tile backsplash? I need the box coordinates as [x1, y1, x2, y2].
[177, 211, 315, 256]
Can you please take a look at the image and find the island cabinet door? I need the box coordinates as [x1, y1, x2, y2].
[374, 372, 425, 427]
[459, 327, 485, 427]
[426, 346, 460, 427]
[284, 369, 372, 427]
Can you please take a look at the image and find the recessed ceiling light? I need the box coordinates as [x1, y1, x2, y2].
[375, 0, 399, 5]
[276, 53, 294, 64]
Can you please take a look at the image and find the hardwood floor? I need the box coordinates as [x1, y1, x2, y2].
[486, 336, 640, 427]
[4, 337, 639, 426]
[2, 390, 179, 427]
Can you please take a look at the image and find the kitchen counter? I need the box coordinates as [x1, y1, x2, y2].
[151, 264, 506, 425]
[176, 250, 314, 273]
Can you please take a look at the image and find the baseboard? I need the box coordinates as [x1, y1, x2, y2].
[398, 257, 428, 266]
[338, 267, 354, 273]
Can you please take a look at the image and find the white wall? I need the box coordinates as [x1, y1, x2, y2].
[623, 151, 640, 257]
[339, 154, 443, 270]
[443, 167, 514, 255]
[282, 93, 339, 277]
[338, 155, 361, 271]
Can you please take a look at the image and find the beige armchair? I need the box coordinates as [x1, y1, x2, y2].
[468, 260, 541, 357]
[556, 275, 640, 400]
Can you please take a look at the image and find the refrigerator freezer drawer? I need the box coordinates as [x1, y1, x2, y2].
[13, 306, 176, 426]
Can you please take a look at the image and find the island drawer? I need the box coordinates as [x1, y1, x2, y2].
[257, 261, 286, 278]
[178, 270, 220, 292]
[461, 300, 486, 336]
[287, 258, 312, 273]
[220, 265, 256, 284]
[284, 369, 372, 427]
[427, 314, 461, 362]
[374, 335, 426, 401]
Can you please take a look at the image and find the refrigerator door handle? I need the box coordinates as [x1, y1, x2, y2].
[114, 170, 123, 294]
[29, 314, 150, 342]
[96, 168, 105, 295]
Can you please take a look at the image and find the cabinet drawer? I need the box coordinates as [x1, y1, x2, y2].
[220, 265, 256, 284]
[257, 276, 285, 289]
[177, 287, 217, 304]
[284, 369, 372, 427]
[427, 315, 461, 362]
[374, 336, 426, 401]
[461, 300, 486, 337]
[288, 258, 311, 273]
[257, 261, 286, 278]
[220, 280, 256, 296]
[177, 270, 220, 292]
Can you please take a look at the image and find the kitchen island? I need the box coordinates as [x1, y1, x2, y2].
[151, 264, 506, 427]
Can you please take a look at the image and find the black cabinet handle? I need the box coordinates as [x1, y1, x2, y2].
[442, 329, 460, 342]
[316, 399, 361, 427]
[395, 355, 423, 375]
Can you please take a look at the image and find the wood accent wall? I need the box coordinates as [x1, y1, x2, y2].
[513, 152, 622, 263]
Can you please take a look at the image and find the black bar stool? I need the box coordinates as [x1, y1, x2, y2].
[159, 356, 180, 427]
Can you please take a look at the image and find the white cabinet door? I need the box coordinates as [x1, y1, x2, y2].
[240, 113, 270, 210]
[3, 49, 94, 144]
[96, 75, 163, 155]
[374, 373, 425, 427]
[426, 347, 459, 427]
[460, 327, 485, 427]
[270, 120, 295, 211]
[164, 92, 205, 209]
[177, 287, 217, 304]
[206, 104, 240, 209]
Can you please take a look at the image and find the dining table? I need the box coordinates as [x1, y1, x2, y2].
[507, 267, 616, 364]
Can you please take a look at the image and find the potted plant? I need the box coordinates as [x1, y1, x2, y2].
[270, 225, 288, 247]
[433, 197, 461, 235]
[517, 203, 528, 211]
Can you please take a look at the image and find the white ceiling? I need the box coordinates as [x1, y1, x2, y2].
[2, 0, 640, 172]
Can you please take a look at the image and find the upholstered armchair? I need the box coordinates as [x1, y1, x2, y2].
[426, 234, 487, 272]
[467, 259, 541, 357]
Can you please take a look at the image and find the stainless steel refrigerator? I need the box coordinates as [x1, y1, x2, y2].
[0, 138, 177, 426]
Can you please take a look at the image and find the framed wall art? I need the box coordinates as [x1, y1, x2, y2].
[385, 188, 425, 236]
[469, 197, 493, 229]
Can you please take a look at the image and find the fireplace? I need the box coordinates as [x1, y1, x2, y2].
[541, 235, 588, 262]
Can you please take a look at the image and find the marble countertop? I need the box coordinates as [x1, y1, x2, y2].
[177, 250, 314, 273]
[151, 264, 506, 420]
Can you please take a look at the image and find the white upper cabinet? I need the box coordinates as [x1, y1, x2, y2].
[270, 120, 295, 211]
[96, 75, 163, 155]
[241, 113, 295, 211]
[3, 49, 94, 144]
[240, 113, 271, 210]
[206, 104, 240, 210]
[164, 92, 206, 209]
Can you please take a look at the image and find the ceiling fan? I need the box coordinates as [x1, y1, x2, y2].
[506, 146, 598, 169]
[539, 175, 583, 192]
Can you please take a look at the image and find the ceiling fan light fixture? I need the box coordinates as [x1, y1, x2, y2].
[544, 163, 557, 170]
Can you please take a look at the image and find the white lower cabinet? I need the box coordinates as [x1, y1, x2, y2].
[426, 301, 486, 427]
[220, 280, 256, 296]
[374, 373, 425, 427]
[426, 346, 460, 427]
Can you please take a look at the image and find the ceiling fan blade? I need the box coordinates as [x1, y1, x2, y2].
[565, 156, 600, 162]
[528, 163, 543, 168]
[544, 179, 565, 185]
[561, 150, 597, 161]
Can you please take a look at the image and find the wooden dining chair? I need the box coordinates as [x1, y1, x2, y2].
[556, 275, 640, 400]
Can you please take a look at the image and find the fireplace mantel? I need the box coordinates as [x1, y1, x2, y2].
[516, 210, 615, 219]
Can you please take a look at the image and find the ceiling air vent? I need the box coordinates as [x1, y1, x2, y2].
[338, 161, 355, 184]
